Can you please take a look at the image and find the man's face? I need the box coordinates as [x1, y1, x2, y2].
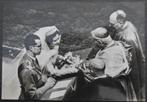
[110, 21, 124, 30]
[31, 39, 42, 55]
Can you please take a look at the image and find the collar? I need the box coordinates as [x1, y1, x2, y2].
[26, 53, 36, 61]
[105, 40, 115, 49]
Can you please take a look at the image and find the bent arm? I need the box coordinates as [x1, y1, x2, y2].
[21, 69, 55, 99]
[104, 48, 127, 78]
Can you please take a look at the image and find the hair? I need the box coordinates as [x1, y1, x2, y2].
[24, 34, 40, 50]
[104, 25, 117, 39]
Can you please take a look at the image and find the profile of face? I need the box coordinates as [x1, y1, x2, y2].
[46, 30, 61, 49]
[94, 38, 107, 49]
[110, 17, 125, 30]
[52, 34, 61, 46]
[30, 39, 42, 55]
[111, 22, 124, 30]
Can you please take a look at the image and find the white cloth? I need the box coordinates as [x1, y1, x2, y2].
[33, 26, 59, 69]
[95, 41, 129, 77]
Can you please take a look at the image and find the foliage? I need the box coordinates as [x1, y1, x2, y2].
[2, 1, 145, 55]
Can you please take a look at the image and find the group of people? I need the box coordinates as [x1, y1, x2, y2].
[17, 10, 145, 101]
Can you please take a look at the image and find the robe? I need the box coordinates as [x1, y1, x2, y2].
[63, 41, 136, 101]
[112, 21, 145, 100]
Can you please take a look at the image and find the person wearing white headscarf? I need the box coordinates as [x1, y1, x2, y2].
[109, 10, 145, 100]
[33, 26, 78, 79]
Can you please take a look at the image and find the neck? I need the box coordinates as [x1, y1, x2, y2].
[106, 40, 114, 47]
[27, 50, 36, 58]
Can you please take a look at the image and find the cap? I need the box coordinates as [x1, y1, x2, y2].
[91, 27, 108, 39]
[89, 58, 105, 70]
[109, 10, 126, 24]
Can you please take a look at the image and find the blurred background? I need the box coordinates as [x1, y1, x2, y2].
[2, 0, 145, 99]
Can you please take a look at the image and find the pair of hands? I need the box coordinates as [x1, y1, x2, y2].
[42, 74, 56, 88]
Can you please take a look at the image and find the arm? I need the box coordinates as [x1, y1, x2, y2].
[104, 48, 127, 78]
[21, 69, 56, 99]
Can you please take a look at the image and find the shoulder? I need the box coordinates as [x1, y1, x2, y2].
[126, 21, 137, 32]
[19, 54, 34, 70]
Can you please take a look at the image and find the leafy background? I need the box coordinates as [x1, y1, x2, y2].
[2, 0, 145, 55]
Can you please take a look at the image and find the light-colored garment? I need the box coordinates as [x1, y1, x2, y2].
[95, 41, 128, 77]
[116, 21, 145, 61]
[114, 21, 145, 100]
[33, 26, 59, 69]
[34, 26, 59, 51]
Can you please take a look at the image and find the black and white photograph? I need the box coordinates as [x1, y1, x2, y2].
[1, 0, 146, 101]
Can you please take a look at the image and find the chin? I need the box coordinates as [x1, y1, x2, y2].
[36, 51, 41, 55]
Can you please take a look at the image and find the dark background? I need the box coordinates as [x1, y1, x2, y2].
[2, 0, 145, 55]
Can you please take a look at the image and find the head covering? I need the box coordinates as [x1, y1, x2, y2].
[34, 26, 59, 39]
[91, 27, 109, 39]
[109, 10, 126, 24]
[33, 26, 60, 51]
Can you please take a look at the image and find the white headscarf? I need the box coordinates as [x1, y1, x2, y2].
[34, 26, 59, 51]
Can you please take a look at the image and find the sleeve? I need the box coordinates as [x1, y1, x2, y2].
[133, 31, 145, 62]
[104, 48, 126, 77]
[21, 69, 38, 99]
[21, 68, 53, 99]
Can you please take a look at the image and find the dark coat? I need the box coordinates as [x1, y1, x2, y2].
[18, 54, 46, 100]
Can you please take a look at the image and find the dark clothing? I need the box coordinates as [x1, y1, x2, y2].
[18, 54, 47, 100]
[64, 41, 136, 101]
[63, 72, 127, 101]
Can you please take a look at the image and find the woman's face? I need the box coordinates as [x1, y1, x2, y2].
[52, 34, 61, 46]
[110, 19, 124, 30]
[112, 22, 123, 30]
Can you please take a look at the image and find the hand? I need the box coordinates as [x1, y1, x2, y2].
[45, 77, 56, 88]
[42, 74, 48, 83]
[124, 68, 131, 75]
